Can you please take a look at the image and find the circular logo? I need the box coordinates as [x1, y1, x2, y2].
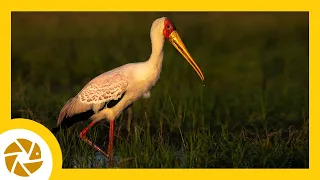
[4, 138, 43, 177]
[0, 129, 53, 180]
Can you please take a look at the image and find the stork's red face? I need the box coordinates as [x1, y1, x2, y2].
[163, 18, 176, 39]
[163, 18, 204, 81]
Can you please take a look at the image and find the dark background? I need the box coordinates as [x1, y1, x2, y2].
[11, 12, 309, 168]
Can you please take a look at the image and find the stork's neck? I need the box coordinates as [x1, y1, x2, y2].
[147, 31, 165, 69]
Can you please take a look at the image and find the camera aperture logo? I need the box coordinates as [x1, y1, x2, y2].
[0, 129, 53, 180]
[4, 138, 43, 177]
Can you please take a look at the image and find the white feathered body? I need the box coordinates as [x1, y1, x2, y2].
[57, 17, 166, 125]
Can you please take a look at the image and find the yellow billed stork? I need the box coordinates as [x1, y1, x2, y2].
[54, 17, 204, 163]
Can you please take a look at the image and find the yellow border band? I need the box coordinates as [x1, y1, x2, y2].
[7, 0, 312, 11]
[2, 0, 316, 180]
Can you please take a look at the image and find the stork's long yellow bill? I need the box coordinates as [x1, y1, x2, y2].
[169, 30, 204, 81]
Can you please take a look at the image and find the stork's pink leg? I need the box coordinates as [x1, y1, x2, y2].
[107, 120, 115, 164]
[79, 121, 109, 157]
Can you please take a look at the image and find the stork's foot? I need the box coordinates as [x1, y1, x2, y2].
[79, 121, 109, 158]
[79, 117, 115, 168]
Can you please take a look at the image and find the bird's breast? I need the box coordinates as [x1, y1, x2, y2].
[131, 65, 161, 93]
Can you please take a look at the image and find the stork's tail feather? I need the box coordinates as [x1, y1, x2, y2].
[53, 96, 93, 135]
[51, 126, 62, 134]
[57, 98, 76, 126]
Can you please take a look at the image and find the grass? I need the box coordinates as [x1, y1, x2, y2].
[11, 12, 309, 168]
